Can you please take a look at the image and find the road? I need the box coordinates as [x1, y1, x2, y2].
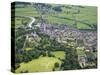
[28, 17, 36, 28]
[15, 16, 36, 28]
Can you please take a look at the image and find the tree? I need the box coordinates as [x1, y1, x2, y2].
[15, 63, 20, 69]
[53, 6, 62, 12]
[86, 52, 96, 62]
[52, 68, 55, 71]
[61, 47, 81, 70]
[24, 70, 28, 73]
[54, 62, 59, 68]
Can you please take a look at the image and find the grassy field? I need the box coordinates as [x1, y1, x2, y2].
[15, 57, 62, 73]
[15, 7, 39, 17]
[52, 51, 65, 60]
[77, 22, 91, 29]
[24, 47, 33, 51]
[76, 47, 86, 57]
[15, 16, 31, 26]
[15, 5, 97, 29]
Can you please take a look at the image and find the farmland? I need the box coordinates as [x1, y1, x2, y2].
[15, 3, 97, 29]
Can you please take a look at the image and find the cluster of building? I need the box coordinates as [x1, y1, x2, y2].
[37, 23, 97, 52]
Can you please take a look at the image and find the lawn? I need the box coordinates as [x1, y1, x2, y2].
[15, 57, 62, 73]
[52, 51, 65, 60]
[24, 48, 33, 51]
[76, 47, 86, 57]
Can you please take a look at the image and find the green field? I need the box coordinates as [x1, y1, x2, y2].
[16, 57, 62, 73]
[15, 7, 38, 17]
[15, 5, 97, 29]
[52, 51, 65, 60]
[15, 16, 31, 27]
[76, 47, 86, 57]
